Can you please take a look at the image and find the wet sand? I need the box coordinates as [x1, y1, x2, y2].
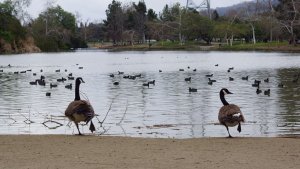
[0, 135, 299, 169]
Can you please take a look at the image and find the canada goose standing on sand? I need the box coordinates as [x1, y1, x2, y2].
[218, 88, 245, 138]
[65, 77, 95, 135]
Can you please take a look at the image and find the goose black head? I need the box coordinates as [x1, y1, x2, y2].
[76, 77, 85, 84]
[221, 88, 233, 95]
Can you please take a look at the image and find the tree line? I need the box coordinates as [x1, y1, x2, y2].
[0, 0, 299, 53]
[103, 0, 299, 46]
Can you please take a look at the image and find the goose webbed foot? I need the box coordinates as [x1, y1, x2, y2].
[76, 133, 84, 136]
[89, 121, 96, 133]
[237, 123, 241, 133]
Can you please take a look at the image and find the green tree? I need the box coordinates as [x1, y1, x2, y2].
[159, 3, 181, 22]
[157, 3, 184, 43]
[147, 9, 157, 21]
[212, 10, 219, 21]
[104, 0, 124, 44]
[31, 5, 81, 51]
[182, 11, 214, 44]
[133, 1, 147, 43]
[0, 0, 26, 48]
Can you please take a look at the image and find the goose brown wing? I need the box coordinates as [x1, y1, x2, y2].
[219, 104, 241, 116]
[219, 104, 245, 122]
[65, 100, 95, 122]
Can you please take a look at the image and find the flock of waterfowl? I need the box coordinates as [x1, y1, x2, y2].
[1, 62, 299, 137]
[0, 65, 80, 97]
[28, 71, 75, 96]
[109, 71, 156, 89]
[105, 63, 299, 137]
[0, 64, 95, 135]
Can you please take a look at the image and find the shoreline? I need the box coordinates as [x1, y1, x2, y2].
[0, 135, 299, 169]
[2, 44, 300, 55]
[97, 46, 300, 53]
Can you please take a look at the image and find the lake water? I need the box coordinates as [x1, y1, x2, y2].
[0, 50, 299, 138]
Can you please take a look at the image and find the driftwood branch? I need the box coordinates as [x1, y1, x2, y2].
[96, 100, 113, 127]
[117, 100, 128, 125]
[95, 94, 120, 127]
[97, 126, 112, 135]
[17, 108, 34, 124]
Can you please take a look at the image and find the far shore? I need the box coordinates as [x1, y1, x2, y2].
[90, 42, 300, 53]
[0, 135, 299, 169]
[1, 42, 300, 54]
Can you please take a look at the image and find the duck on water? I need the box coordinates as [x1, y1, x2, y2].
[218, 88, 245, 138]
[65, 77, 95, 135]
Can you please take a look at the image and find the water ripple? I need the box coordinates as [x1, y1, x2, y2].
[0, 51, 300, 137]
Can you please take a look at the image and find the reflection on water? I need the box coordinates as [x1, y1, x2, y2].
[0, 50, 299, 138]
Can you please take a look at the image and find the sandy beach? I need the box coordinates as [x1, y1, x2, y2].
[0, 136, 299, 169]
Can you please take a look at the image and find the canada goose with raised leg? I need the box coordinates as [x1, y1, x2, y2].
[218, 88, 245, 138]
[65, 77, 95, 135]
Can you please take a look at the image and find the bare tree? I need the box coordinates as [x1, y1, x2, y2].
[276, 0, 299, 45]
[267, 0, 276, 42]
[44, 0, 57, 35]
[11, 0, 32, 25]
[223, 10, 239, 46]
[241, 1, 260, 44]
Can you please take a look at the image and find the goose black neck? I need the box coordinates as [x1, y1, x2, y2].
[220, 91, 229, 105]
[75, 81, 81, 101]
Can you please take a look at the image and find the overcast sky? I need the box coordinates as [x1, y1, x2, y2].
[21, 0, 252, 22]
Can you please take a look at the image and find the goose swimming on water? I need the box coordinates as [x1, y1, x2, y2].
[65, 83, 72, 90]
[29, 80, 38, 85]
[189, 87, 197, 92]
[242, 76, 248, 80]
[50, 83, 58, 88]
[264, 89, 270, 96]
[256, 88, 262, 94]
[208, 78, 216, 83]
[185, 77, 191, 82]
[149, 80, 155, 85]
[65, 77, 95, 135]
[218, 88, 245, 138]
